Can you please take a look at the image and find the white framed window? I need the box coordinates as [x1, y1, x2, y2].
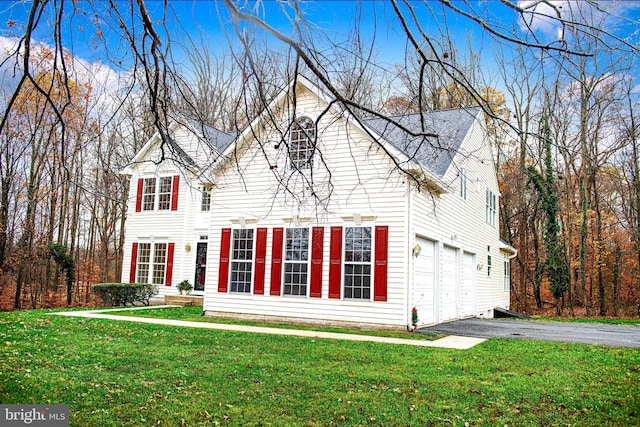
[230, 229, 254, 293]
[460, 168, 467, 200]
[344, 226, 372, 300]
[289, 117, 316, 170]
[141, 176, 177, 211]
[486, 189, 497, 226]
[157, 177, 173, 210]
[503, 254, 510, 291]
[142, 178, 156, 211]
[152, 243, 167, 284]
[136, 243, 151, 283]
[283, 228, 310, 296]
[136, 242, 167, 285]
[200, 186, 211, 211]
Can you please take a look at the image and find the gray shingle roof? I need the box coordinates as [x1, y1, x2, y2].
[364, 107, 481, 178]
[184, 118, 237, 153]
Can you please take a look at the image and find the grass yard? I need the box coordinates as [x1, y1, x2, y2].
[0, 309, 639, 426]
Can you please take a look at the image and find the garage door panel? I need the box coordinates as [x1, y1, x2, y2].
[461, 252, 475, 316]
[414, 237, 435, 325]
[440, 245, 458, 322]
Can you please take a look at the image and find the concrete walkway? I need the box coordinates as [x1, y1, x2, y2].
[51, 306, 486, 350]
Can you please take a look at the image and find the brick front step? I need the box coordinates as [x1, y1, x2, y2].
[164, 295, 204, 306]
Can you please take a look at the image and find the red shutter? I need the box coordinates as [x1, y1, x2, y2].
[135, 179, 143, 212]
[254, 228, 267, 295]
[328, 226, 342, 299]
[218, 228, 231, 293]
[129, 242, 138, 283]
[374, 226, 389, 301]
[310, 227, 324, 298]
[165, 242, 175, 287]
[270, 228, 284, 296]
[171, 175, 180, 211]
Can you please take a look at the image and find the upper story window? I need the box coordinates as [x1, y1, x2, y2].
[142, 178, 156, 211]
[486, 189, 496, 226]
[460, 168, 467, 200]
[200, 186, 212, 212]
[137, 175, 179, 212]
[157, 177, 173, 210]
[283, 228, 310, 296]
[289, 117, 316, 170]
[344, 226, 372, 300]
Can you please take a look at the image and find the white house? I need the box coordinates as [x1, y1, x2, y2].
[121, 76, 516, 329]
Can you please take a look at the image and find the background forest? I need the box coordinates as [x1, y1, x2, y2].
[0, 1, 638, 317]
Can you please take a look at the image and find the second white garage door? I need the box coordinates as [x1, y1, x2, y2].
[440, 245, 458, 322]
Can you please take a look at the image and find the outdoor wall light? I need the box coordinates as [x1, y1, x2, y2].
[185, 243, 191, 253]
[412, 244, 422, 257]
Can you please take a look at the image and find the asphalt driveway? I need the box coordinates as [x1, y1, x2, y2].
[426, 318, 640, 348]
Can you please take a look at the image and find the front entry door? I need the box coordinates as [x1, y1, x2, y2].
[194, 242, 208, 292]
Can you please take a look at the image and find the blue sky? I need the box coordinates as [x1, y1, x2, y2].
[0, 1, 638, 94]
[0, 1, 514, 66]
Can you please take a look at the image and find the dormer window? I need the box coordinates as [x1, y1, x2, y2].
[289, 117, 316, 170]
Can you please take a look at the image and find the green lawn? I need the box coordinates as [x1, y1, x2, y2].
[1, 309, 639, 426]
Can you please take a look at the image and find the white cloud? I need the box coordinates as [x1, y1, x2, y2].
[0, 36, 136, 118]
[516, 1, 635, 40]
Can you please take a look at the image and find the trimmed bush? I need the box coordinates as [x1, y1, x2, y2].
[92, 283, 159, 306]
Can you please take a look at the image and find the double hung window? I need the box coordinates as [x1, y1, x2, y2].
[344, 227, 372, 300]
[136, 242, 168, 285]
[460, 168, 467, 200]
[283, 228, 309, 296]
[486, 189, 497, 226]
[142, 178, 156, 211]
[230, 229, 254, 293]
[140, 176, 177, 211]
[157, 177, 173, 210]
[200, 186, 212, 211]
[503, 254, 510, 291]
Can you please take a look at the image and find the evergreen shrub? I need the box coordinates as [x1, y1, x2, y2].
[92, 283, 158, 306]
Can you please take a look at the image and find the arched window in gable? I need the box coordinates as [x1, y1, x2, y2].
[289, 117, 316, 170]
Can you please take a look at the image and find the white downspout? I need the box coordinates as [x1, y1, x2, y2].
[406, 182, 413, 329]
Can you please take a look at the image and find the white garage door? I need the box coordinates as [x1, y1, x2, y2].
[461, 252, 475, 317]
[440, 245, 458, 322]
[413, 237, 436, 325]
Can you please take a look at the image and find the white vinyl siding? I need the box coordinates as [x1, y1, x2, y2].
[205, 87, 408, 326]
